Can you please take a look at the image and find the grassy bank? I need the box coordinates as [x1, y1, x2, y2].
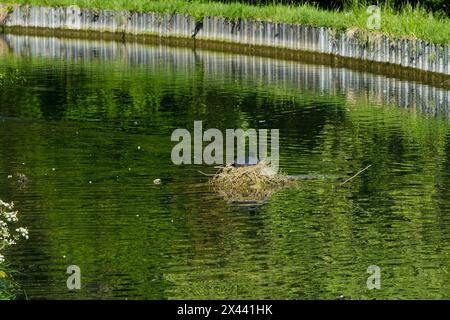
[2, 0, 450, 45]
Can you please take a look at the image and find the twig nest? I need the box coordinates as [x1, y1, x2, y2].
[260, 166, 277, 177]
[209, 162, 293, 203]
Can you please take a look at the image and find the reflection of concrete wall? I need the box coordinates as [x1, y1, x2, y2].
[3, 34, 450, 118]
[1, 5, 449, 75]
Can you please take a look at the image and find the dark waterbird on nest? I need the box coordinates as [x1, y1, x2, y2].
[230, 155, 259, 167]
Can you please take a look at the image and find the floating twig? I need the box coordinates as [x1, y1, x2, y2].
[340, 165, 372, 186]
[197, 170, 216, 177]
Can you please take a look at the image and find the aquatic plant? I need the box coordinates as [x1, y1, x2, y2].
[0, 200, 28, 299]
[0, 200, 28, 263]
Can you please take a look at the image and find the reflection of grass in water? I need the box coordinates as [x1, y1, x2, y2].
[0, 68, 26, 86]
[164, 273, 241, 300]
[165, 178, 373, 300]
[1, 37, 448, 299]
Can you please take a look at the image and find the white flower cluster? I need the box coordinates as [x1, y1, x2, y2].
[0, 199, 29, 264]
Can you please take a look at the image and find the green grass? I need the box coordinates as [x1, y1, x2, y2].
[0, 266, 17, 300]
[2, 0, 450, 44]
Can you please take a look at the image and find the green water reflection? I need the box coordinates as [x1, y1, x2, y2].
[0, 37, 449, 299]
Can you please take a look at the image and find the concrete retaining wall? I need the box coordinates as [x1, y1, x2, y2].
[1, 4, 449, 75]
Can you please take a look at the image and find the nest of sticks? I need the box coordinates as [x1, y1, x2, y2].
[209, 162, 294, 203]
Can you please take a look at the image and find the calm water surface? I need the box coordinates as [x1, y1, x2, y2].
[0, 34, 449, 299]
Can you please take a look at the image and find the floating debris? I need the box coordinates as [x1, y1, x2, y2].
[340, 165, 372, 186]
[17, 173, 28, 189]
[153, 178, 162, 185]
